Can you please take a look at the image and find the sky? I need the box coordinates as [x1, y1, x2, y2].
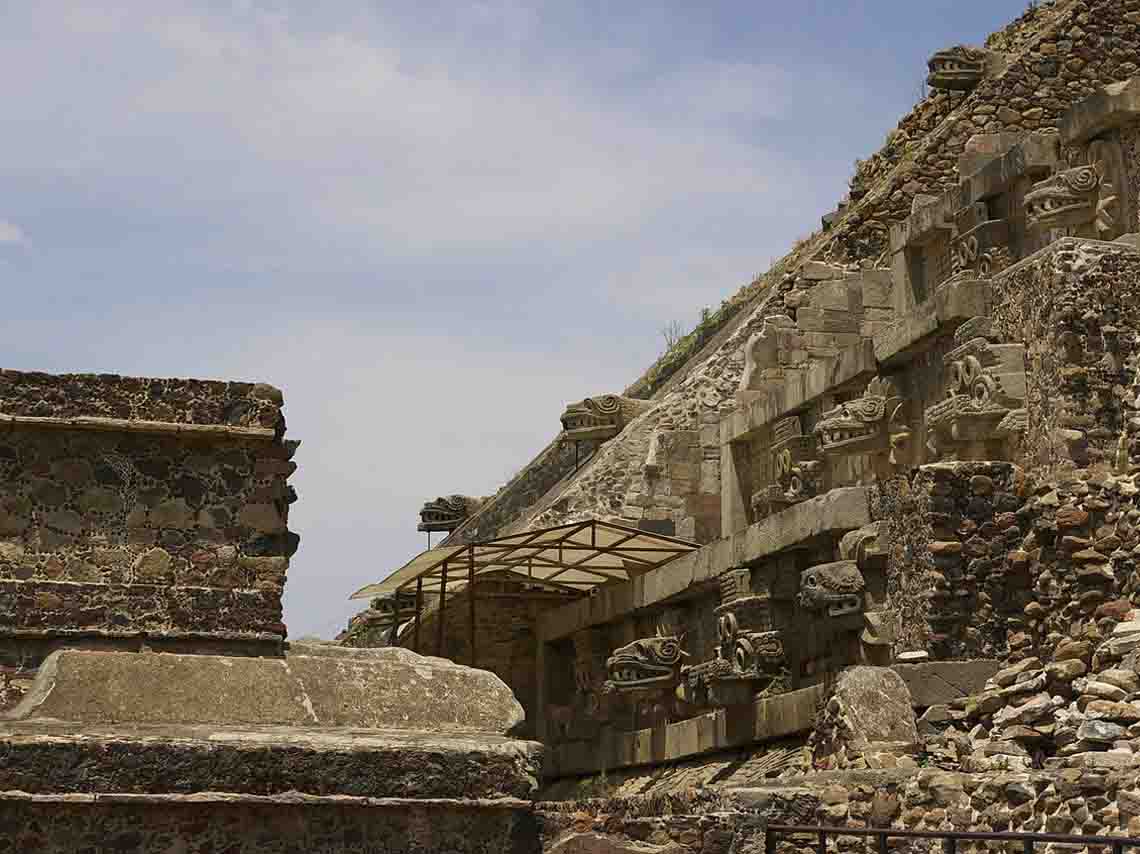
[1, 0, 1032, 639]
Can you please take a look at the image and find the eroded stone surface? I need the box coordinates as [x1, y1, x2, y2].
[828, 667, 918, 749]
[8, 646, 526, 735]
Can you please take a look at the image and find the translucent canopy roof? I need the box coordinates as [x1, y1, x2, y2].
[349, 519, 699, 600]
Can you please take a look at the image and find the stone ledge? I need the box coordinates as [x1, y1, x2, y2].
[0, 720, 543, 800]
[959, 134, 1058, 204]
[733, 487, 871, 566]
[873, 278, 992, 367]
[0, 412, 277, 439]
[546, 683, 825, 778]
[891, 659, 1000, 707]
[0, 627, 283, 641]
[995, 235, 1140, 282]
[0, 790, 534, 810]
[7, 647, 526, 735]
[0, 369, 284, 433]
[0, 581, 285, 641]
[723, 341, 877, 444]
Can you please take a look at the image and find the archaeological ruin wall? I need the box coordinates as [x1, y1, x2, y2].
[522, 75, 1140, 794]
[0, 370, 546, 853]
[324, 6, 1140, 851]
[0, 370, 299, 674]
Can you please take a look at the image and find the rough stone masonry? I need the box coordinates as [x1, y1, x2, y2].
[0, 369, 299, 683]
[0, 371, 545, 853]
[15, 1, 1140, 853]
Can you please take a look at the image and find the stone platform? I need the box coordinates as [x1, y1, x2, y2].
[0, 645, 544, 853]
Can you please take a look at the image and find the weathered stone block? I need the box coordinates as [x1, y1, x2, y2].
[9, 647, 527, 735]
[892, 659, 1000, 706]
[831, 667, 918, 749]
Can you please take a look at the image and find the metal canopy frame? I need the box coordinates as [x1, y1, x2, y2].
[350, 519, 699, 600]
[347, 519, 699, 667]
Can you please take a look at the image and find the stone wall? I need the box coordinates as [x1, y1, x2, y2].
[0, 369, 286, 431]
[0, 796, 539, 854]
[875, 457, 1140, 669]
[537, 766, 1140, 853]
[877, 462, 1029, 661]
[993, 239, 1140, 476]
[0, 369, 298, 670]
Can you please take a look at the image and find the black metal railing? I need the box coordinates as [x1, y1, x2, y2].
[766, 825, 1140, 854]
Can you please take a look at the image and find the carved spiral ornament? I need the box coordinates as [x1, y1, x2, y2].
[1061, 166, 1100, 194]
[654, 637, 682, 664]
[591, 395, 621, 415]
[847, 396, 887, 422]
[786, 473, 804, 498]
[734, 631, 783, 672]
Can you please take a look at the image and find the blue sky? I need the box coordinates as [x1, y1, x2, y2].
[1, 0, 1030, 638]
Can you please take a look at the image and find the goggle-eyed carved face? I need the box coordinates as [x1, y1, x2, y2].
[606, 633, 688, 688]
[734, 631, 784, 674]
[798, 562, 865, 618]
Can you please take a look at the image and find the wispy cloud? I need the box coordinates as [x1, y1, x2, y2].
[0, 3, 856, 267]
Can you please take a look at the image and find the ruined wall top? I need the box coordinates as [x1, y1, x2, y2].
[0, 369, 285, 435]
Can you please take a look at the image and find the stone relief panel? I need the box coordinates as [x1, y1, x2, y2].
[572, 627, 612, 722]
[949, 206, 1011, 282]
[679, 566, 786, 709]
[891, 136, 1062, 311]
[925, 317, 1028, 463]
[750, 417, 826, 521]
[1123, 123, 1140, 235]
